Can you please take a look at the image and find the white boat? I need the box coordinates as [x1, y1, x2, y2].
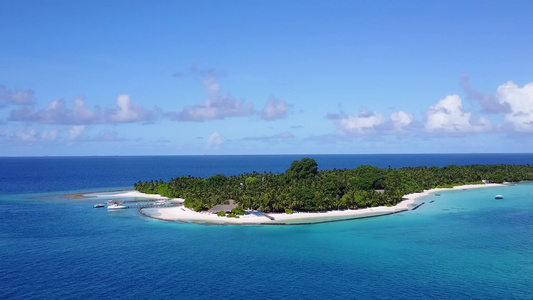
[107, 204, 127, 210]
[495, 195, 504, 199]
[93, 204, 105, 208]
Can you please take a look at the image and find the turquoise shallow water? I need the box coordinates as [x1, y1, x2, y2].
[1, 155, 533, 299]
[1, 183, 532, 299]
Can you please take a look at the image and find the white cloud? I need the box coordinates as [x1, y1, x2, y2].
[497, 81, 533, 132]
[13, 127, 37, 142]
[169, 76, 291, 122]
[67, 126, 125, 143]
[9, 95, 159, 125]
[261, 96, 288, 121]
[201, 78, 220, 95]
[424, 94, 491, 133]
[329, 108, 415, 136]
[72, 96, 97, 121]
[390, 111, 413, 131]
[169, 77, 255, 122]
[206, 132, 222, 148]
[333, 110, 386, 136]
[8, 127, 58, 143]
[108, 95, 159, 123]
[11, 97, 100, 124]
[0, 85, 35, 106]
[170, 96, 254, 121]
[68, 125, 86, 141]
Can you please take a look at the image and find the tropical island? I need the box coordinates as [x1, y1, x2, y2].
[132, 158, 533, 224]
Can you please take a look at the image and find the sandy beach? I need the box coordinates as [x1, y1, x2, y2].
[136, 182, 506, 225]
[94, 190, 171, 199]
[141, 205, 408, 225]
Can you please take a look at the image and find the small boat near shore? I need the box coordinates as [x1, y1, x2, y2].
[107, 204, 127, 210]
[93, 204, 105, 208]
[495, 195, 504, 199]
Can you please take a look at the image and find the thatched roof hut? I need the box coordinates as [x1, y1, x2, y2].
[208, 200, 238, 213]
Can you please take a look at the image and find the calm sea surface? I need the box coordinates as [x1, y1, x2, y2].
[1, 154, 532, 299]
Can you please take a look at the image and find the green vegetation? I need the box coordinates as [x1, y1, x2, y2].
[285, 208, 293, 214]
[217, 211, 226, 217]
[134, 158, 533, 213]
[231, 208, 245, 215]
[226, 213, 239, 218]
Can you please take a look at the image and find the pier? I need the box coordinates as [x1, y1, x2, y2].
[125, 203, 176, 209]
[106, 198, 180, 209]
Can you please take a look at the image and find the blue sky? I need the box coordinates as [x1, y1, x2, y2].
[1, 0, 533, 156]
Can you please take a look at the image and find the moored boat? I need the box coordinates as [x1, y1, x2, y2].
[93, 203, 105, 208]
[107, 204, 127, 210]
[495, 195, 504, 199]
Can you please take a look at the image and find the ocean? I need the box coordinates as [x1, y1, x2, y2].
[1, 154, 532, 299]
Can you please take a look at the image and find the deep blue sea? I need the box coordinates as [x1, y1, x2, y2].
[1, 154, 532, 299]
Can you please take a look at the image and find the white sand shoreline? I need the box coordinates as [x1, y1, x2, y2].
[131, 182, 506, 225]
[94, 190, 171, 199]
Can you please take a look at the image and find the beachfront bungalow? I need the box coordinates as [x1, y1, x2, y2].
[208, 199, 238, 214]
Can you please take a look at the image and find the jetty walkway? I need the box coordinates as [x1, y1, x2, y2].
[108, 198, 180, 209]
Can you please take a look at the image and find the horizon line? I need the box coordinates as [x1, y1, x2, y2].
[1, 152, 532, 158]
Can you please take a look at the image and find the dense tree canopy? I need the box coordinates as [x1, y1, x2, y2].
[134, 158, 533, 212]
[285, 157, 318, 180]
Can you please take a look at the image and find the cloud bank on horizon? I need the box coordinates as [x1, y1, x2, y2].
[2, 77, 532, 152]
[326, 80, 531, 136]
[1, 1, 532, 155]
